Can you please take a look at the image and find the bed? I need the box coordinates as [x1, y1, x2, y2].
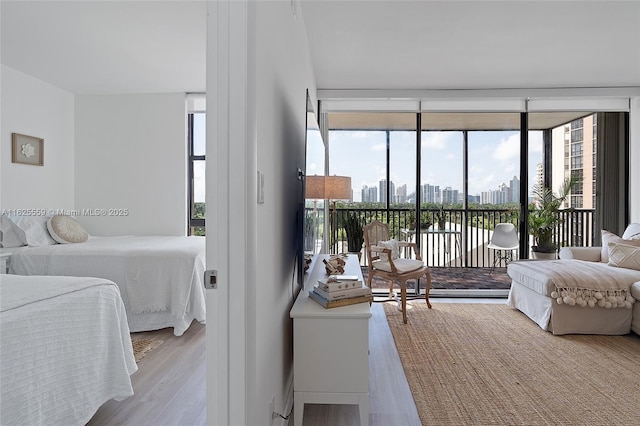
[0, 274, 137, 425]
[507, 259, 639, 335]
[6, 235, 206, 336]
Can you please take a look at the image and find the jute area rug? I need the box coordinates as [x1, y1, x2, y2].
[131, 338, 163, 363]
[384, 302, 640, 425]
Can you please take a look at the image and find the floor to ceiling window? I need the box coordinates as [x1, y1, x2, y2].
[320, 103, 627, 294]
[188, 111, 206, 236]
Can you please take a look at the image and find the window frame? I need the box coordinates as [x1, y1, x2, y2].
[188, 113, 205, 235]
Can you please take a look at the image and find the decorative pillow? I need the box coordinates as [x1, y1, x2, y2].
[601, 229, 640, 263]
[0, 215, 27, 248]
[378, 239, 400, 262]
[608, 242, 640, 271]
[9, 216, 57, 246]
[47, 215, 89, 244]
[622, 223, 640, 240]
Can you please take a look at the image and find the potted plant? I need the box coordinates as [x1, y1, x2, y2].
[435, 205, 447, 230]
[408, 211, 416, 230]
[420, 213, 433, 230]
[344, 212, 364, 257]
[528, 177, 575, 259]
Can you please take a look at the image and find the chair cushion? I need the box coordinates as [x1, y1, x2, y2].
[377, 239, 399, 262]
[373, 258, 425, 273]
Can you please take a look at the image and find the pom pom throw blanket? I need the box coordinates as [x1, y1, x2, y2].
[508, 259, 637, 309]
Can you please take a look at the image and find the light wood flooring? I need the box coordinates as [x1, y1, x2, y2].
[87, 298, 504, 426]
[87, 322, 206, 426]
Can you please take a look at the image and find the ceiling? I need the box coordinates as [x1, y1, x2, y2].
[1, 1, 638, 97]
[300, 0, 640, 91]
[0, 1, 207, 94]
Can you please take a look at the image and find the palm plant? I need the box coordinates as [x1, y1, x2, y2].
[529, 177, 576, 253]
[343, 212, 364, 253]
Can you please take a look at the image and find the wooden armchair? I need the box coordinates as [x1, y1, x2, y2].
[363, 220, 432, 323]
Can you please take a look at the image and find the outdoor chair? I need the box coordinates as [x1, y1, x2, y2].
[363, 220, 432, 323]
[487, 223, 519, 273]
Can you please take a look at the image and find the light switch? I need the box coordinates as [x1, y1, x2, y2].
[257, 171, 264, 204]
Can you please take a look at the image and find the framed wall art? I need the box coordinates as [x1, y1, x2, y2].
[12, 133, 44, 166]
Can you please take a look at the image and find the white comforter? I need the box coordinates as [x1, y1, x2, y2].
[7, 236, 206, 336]
[0, 274, 137, 426]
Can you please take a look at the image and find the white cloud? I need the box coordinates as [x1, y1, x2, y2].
[529, 132, 543, 153]
[371, 142, 386, 151]
[468, 173, 496, 195]
[469, 165, 484, 173]
[352, 131, 369, 139]
[493, 134, 520, 161]
[422, 132, 450, 150]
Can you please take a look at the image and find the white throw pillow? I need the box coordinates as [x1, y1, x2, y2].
[0, 215, 27, 248]
[47, 215, 89, 244]
[622, 223, 640, 240]
[600, 230, 640, 263]
[608, 242, 640, 271]
[9, 215, 57, 246]
[378, 239, 400, 262]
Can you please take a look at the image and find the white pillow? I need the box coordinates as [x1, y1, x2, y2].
[0, 215, 27, 248]
[622, 223, 640, 240]
[47, 215, 89, 244]
[608, 242, 640, 271]
[600, 230, 640, 263]
[9, 215, 57, 246]
[378, 239, 400, 262]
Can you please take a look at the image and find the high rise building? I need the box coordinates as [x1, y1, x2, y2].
[421, 184, 440, 204]
[361, 185, 378, 203]
[396, 184, 407, 203]
[379, 179, 395, 204]
[550, 114, 596, 209]
[441, 187, 459, 204]
[509, 176, 520, 203]
[566, 115, 595, 209]
[480, 177, 519, 205]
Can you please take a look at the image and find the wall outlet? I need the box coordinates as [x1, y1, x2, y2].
[269, 395, 275, 426]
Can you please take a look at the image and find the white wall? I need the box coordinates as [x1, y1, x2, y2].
[250, 1, 316, 422]
[250, 4, 317, 424]
[0, 65, 75, 211]
[74, 94, 187, 236]
[207, 1, 317, 424]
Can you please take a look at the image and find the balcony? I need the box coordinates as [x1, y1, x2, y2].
[306, 205, 596, 293]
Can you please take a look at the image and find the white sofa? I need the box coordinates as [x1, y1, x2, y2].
[507, 224, 640, 335]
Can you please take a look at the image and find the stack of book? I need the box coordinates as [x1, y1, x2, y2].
[308, 275, 373, 308]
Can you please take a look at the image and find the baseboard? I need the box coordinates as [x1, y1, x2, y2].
[373, 289, 509, 300]
[430, 289, 509, 298]
[276, 371, 294, 426]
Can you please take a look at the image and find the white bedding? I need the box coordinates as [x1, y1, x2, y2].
[7, 235, 206, 336]
[0, 274, 137, 425]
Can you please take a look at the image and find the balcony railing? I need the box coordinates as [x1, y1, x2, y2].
[313, 206, 595, 268]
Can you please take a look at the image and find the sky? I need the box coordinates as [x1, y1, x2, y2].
[193, 114, 545, 205]
[307, 128, 543, 203]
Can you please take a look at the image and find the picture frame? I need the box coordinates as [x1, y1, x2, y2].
[12, 133, 44, 166]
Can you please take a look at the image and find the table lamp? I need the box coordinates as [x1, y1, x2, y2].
[305, 175, 351, 254]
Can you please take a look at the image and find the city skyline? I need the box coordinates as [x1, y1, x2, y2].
[310, 129, 544, 203]
[359, 175, 521, 205]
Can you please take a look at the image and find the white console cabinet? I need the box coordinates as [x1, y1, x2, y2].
[290, 254, 371, 426]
